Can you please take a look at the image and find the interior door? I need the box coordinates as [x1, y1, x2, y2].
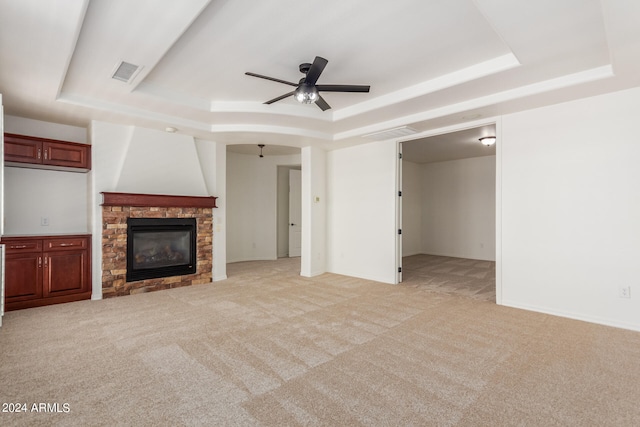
[288, 169, 302, 257]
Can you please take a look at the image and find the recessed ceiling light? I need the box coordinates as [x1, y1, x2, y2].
[165, 127, 177, 133]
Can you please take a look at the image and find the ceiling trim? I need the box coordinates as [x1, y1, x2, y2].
[136, 81, 333, 121]
[57, 93, 334, 140]
[208, 124, 332, 140]
[58, 93, 214, 132]
[334, 53, 521, 121]
[58, 64, 612, 143]
[54, 0, 91, 99]
[339, 65, 614, 141]
[397, 116, 502, 145]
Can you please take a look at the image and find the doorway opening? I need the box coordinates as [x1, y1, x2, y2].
[225, 144, 301, 274]
[397, 124, 498, 302]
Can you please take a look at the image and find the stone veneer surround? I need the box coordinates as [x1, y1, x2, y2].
[101, 193, 216, 298]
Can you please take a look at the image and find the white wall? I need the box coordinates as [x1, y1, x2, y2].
[226, 151, 301, 263]
[3, 116, 89, 235]
[401, 160, 423, 256]
[501, 87, 640, 331]
[5, 115, 87, 143]
[115, 127, 209, 196]
[327, 140, 397, 284]
[422, 156, 496, 261]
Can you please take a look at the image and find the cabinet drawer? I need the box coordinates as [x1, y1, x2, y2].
[1, 239, 43, 253]
[44, 237, 89, 251]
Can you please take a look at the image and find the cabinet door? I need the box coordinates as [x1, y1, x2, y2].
[43, 141, 90, 169]
[5, 253, 43, 302]
[4, 135, 42, 164]
[43, 250, 90, 297]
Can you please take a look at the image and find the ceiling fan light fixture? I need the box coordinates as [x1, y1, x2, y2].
[294, 85, 319, 104]
[479, 136, 496, 146]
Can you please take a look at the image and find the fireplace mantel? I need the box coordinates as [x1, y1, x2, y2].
[101, 192, 217, 208]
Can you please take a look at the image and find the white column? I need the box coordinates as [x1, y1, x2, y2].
[301, 146, 326, 277]
[195, 139, 227, 281]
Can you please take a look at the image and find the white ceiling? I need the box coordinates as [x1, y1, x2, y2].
[402, 125, 496, 164]
[1, 0, 639, 155]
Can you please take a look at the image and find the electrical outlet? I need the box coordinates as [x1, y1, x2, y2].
[41, 217, 49, 226]
[619, 286, 631, 299]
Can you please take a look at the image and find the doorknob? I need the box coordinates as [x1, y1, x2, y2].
[290, 223, 296, 226]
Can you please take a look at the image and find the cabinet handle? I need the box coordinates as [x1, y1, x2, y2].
[59, 243, 75, 247]
[10, 244, 28, 249]
[44, 149, 48, 160]
[37, 148, 42, 160]
[38, 256, 42, 268]
[44, 257, 48, 268]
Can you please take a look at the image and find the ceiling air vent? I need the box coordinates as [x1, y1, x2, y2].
[111, 61, 141, 83]
[363, 126, 418, 141]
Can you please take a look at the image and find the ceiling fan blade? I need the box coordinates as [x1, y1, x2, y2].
[315, 95, 331, 111]
[264, 91, 296, 105]
[245, 72, 298, 87]
[316, 84, 370, 93]
[304, 56, 328, 86]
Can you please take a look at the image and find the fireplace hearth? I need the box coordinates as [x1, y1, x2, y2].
[126, 217, 197, 282]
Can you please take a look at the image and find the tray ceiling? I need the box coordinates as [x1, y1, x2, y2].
[1, 0, 639, 151]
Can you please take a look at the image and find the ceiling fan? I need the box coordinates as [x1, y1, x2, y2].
[245, 56, 370, 111]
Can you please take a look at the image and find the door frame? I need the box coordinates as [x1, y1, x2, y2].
[288, 168, 302, 257]
[395, 118, 502, 304]
[276, 165, 302, 258]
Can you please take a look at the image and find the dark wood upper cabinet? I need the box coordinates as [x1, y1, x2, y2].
[4, 133, 91, 172]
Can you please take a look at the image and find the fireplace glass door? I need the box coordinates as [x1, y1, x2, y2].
[126, 218, 197, 282]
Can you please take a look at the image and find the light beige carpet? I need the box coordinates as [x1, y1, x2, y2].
[1, 257, 640, 426]
[401, 254, 496, 302]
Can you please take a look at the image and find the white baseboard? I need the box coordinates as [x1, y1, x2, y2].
[409, 251, 496, 262]
[501, 299, 640, 332]
[226, 256, 278, 264]
[401, 250, 422, 257]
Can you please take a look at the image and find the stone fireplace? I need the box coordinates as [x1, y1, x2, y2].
[101, 192, 217, 297]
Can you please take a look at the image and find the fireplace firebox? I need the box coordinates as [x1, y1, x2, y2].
[126, 217, 197, 282]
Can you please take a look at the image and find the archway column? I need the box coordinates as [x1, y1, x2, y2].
[301, 146, 326, 277]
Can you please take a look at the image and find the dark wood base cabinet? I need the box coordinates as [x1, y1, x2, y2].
[1, 235, 92, 311]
